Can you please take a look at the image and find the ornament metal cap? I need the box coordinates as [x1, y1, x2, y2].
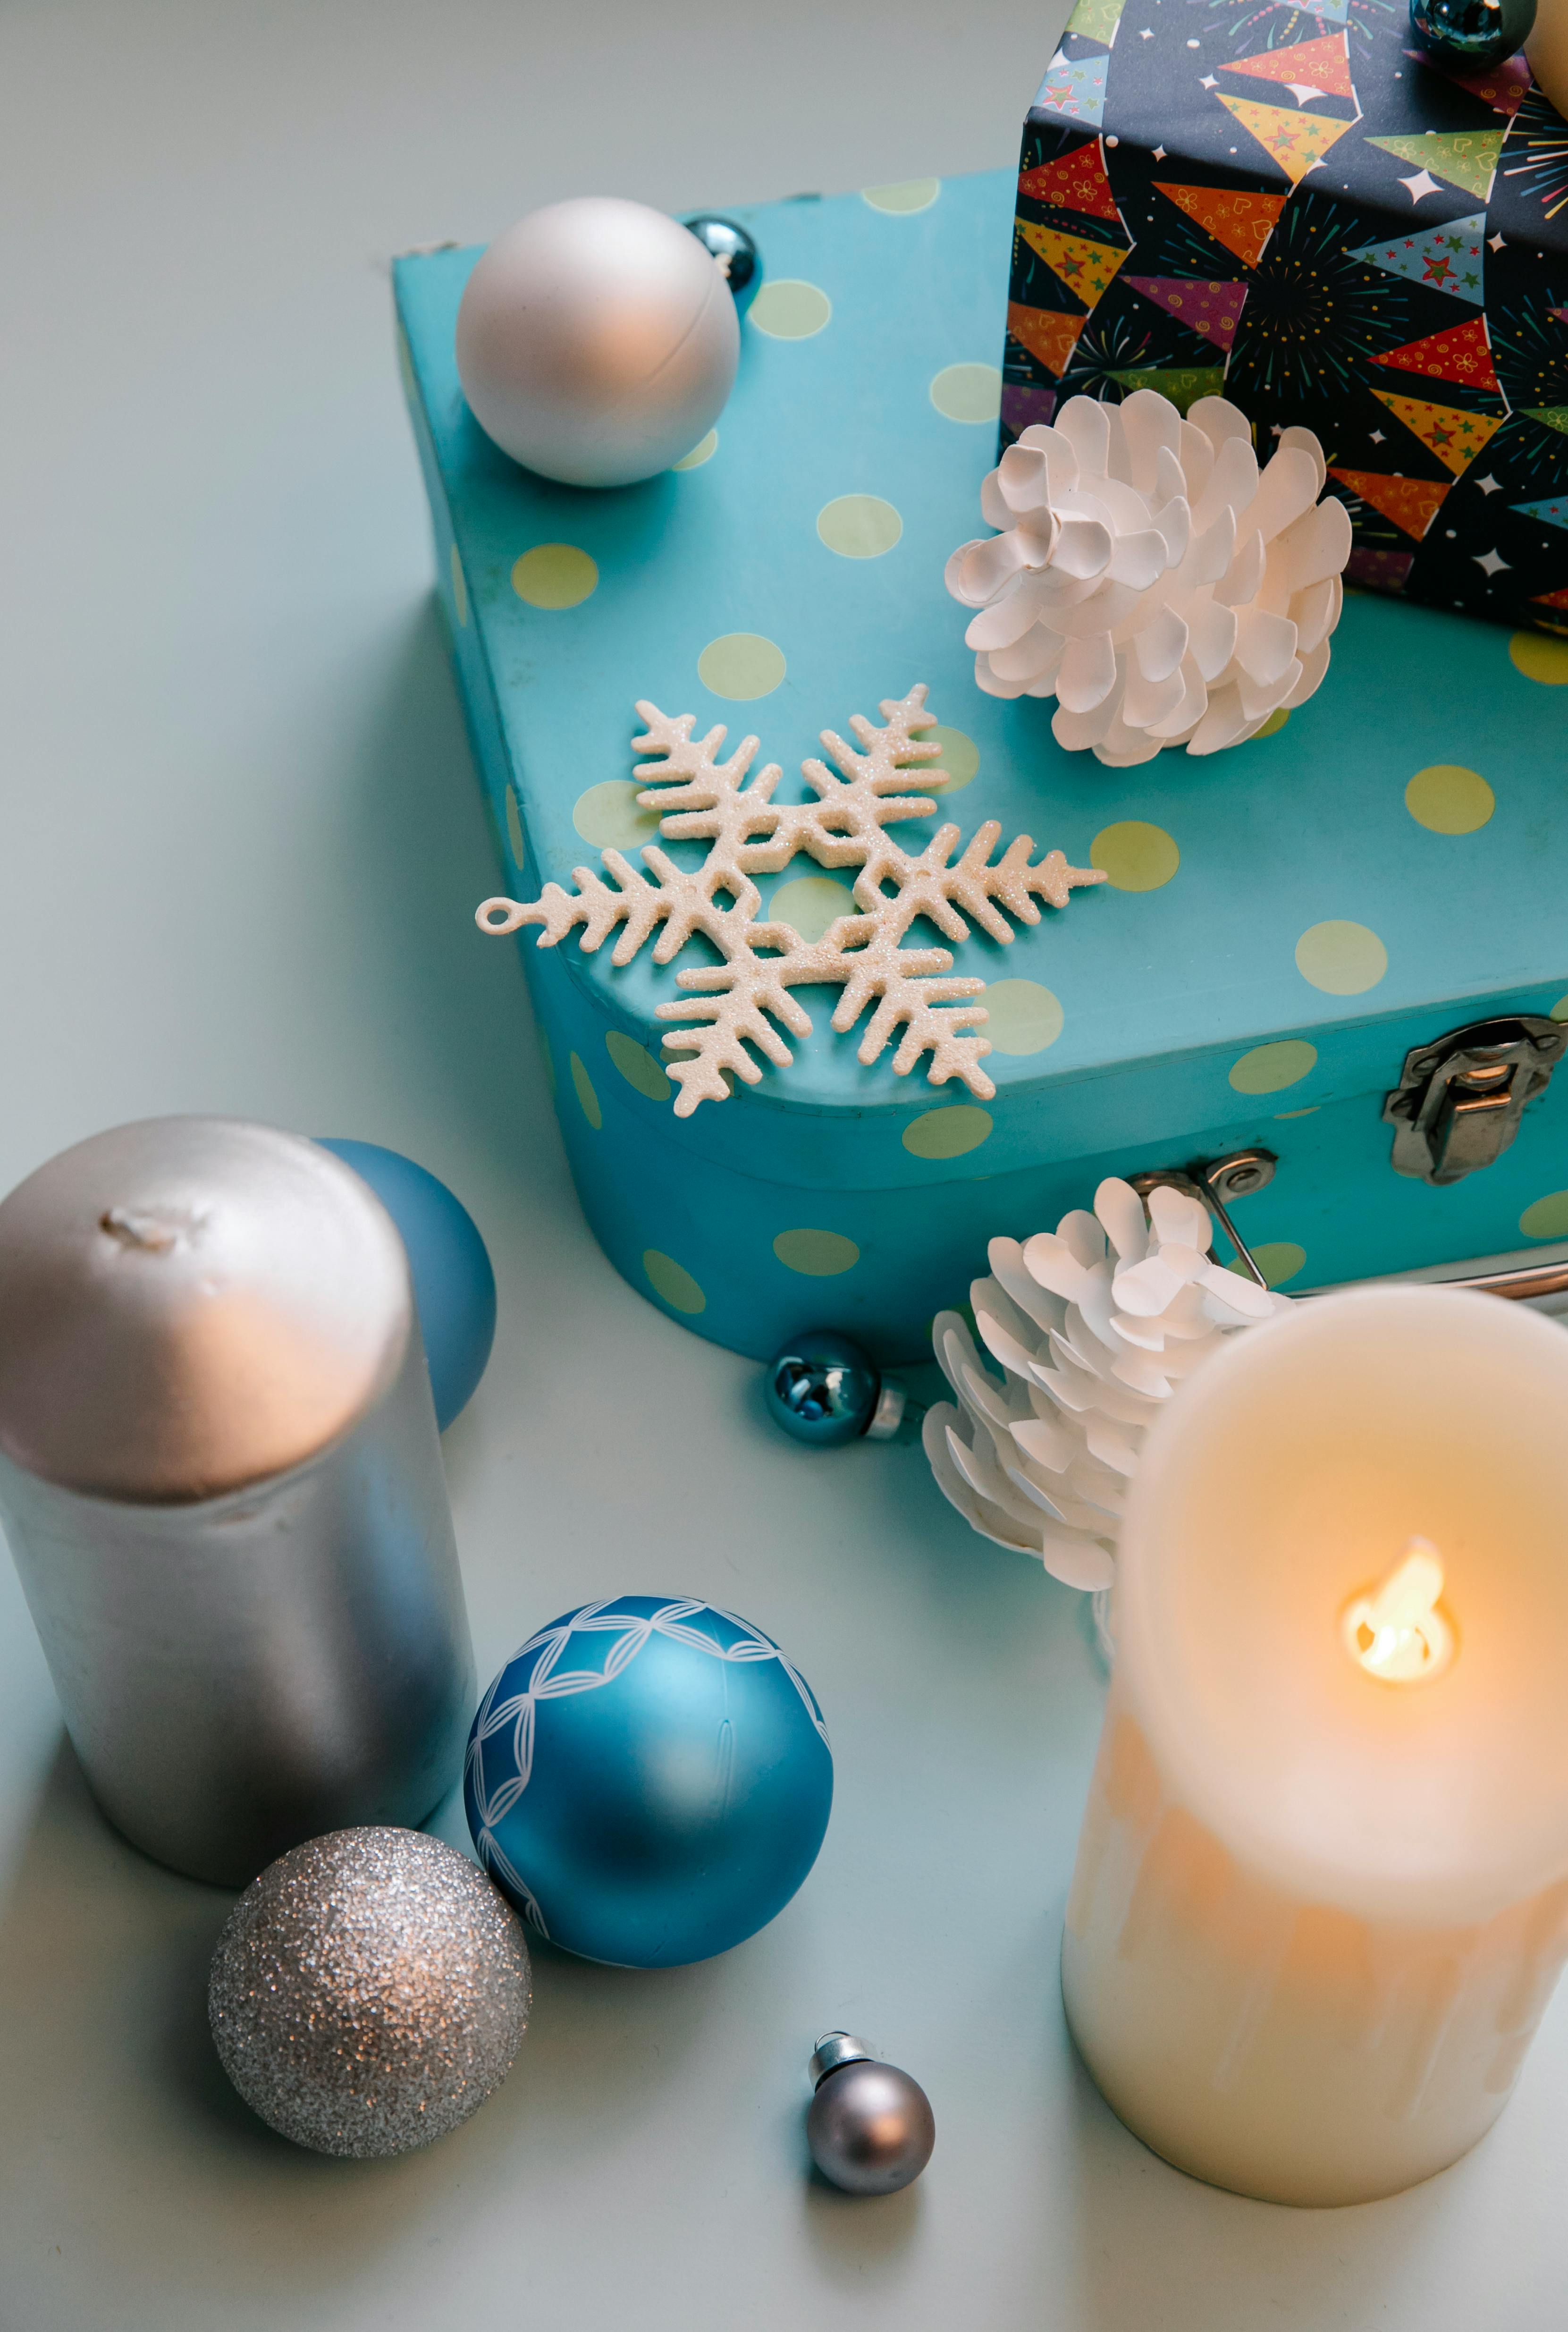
[810, 2031, 874, 2087]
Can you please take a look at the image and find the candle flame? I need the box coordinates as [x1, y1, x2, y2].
[1341, 1538, 1454, 1685]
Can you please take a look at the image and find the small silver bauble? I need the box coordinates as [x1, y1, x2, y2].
[209, 1827, 531, 2157]
[806, 2032, 936, 2195]
[455, 195, 740, 489]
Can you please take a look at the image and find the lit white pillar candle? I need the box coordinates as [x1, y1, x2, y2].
[1062, 1285, 1568, 2206]
[1526, 0, 1568, 130]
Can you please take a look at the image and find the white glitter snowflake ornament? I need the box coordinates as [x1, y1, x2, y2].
[923, 1176, 1290, 1589]
[945, 390, 1352, 767]
[478, 687, 1104, 1115]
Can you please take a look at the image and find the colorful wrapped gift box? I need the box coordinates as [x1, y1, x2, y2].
[394, 171, 1568, 1368]
[1007, 1, 1568, 634]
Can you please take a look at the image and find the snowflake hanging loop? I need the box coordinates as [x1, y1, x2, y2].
[477, 685, 1105, 1116]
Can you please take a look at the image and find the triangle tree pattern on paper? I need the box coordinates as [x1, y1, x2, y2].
[477, 689, 1105, 1116]
[1154, 181, 1287, 267]
[1019, 140, 1123, 224]
[1370, 314, 1502, 394]
[1108, 364, 1226, 411]
[1367, 130, 1506, 202]
[1033, 50, 1110, 127]
[1370, 389, 1506, 475]
[1017, 221, 1130, 306]
[1125, 275, 1249, 353]
[1449, 54, 1532, 118]
[1514, 495, 1568, 532]
[1008, 0, 1568, 634]
[1065, 0, 1127, 39]
[1329, 468, 1451, 538]
[1221, 30, 1355, 101]
[1350, 214, 1486, 303]
[1216, 93, 1355, 183]
[1008, 301, 1088, 376]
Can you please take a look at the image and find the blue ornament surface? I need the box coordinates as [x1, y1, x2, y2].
[316, 1138, 497, 1431]
[765, 1329, 880, 1447]
[465, 1595, 833, 1967]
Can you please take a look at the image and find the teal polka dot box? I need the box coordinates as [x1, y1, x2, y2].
[393, 169, 1568, 1365]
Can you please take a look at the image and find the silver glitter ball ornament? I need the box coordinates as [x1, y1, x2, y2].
[806, 2033, 936, 2195]
[209, 1827, 530, 2157]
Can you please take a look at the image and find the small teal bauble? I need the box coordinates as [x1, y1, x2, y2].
[316, 1139, 496, 1431]
[766, 1329, 884, 1446]
[465, 1595, 833, 1967]
[1409, 0, 1534, 67]
[683, 215, 760, 309]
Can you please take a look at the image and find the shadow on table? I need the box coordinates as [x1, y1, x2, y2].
[321, 588, 563, 1198]
[0, 1734, 779, 2310]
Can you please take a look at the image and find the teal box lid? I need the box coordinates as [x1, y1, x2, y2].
[393, 169, 1568, 1354]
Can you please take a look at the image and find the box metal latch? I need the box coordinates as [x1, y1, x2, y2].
[1383, 1015, 1565, 1185]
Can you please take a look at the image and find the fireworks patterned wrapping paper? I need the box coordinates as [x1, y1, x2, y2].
[1005, 0, 1568, 633]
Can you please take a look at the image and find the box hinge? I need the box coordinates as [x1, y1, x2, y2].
[1383, 1016, 1565, 1186]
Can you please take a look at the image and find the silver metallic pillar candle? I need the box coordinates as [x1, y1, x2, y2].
[0, 1117, 476, 1886]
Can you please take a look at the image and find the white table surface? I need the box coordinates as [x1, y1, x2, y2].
[4, 5, 1567, 2325]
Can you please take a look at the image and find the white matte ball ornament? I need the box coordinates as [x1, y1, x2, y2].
[455, 197, 741, 489]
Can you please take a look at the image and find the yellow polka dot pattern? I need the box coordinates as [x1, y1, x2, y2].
[1295, 920, 1388, 995]
[1509, 632, 1568, 684]
[768, 875, 856, 944]
[983, 979, 1063, 1055]
[569, 1052, 602, 1131]
[606, 1030, 671, 1102]
[1230, 1039, 1317, 1095]
[504, 787, 525, 868]
[673, 429, 718, 471]
[930, 364, 1003, 423]
[773, 1228, 860, 1276]
[573, 781, 661, 851]
[1406, 764, 1494, 835]
[643, 1250, 706, 1314]
[698, 633, 786, 701]
[862, 179, 940, 213]
[1552, 994, 1568, 1023]
[817, 495, 902, 558]
[1092, 821, 1179, 892]
[1520, 1191, 1568, 1241]
[1229, 1241, 1307, 1288]
[512, 544, 598, 609]
[926, 726, 978, 793]
[902, 1106, 993, 1159]
[749, 280, 832, 339]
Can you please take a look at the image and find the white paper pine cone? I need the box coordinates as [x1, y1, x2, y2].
[944, 389, 1352, 767]
[922, 1176, 1290, 1590]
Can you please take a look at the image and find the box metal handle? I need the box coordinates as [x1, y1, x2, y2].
[1132, 1144, 1568, 1306]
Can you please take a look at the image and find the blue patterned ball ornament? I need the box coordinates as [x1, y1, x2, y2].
[465, 1596, 833, 1967]
[316, 1139, 496, 1431]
